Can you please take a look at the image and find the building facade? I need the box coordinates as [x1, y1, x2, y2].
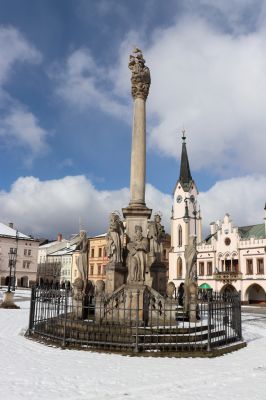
[37, 233, 80, 287]
[0, 222, 39, 288]
[168, 134, 266, 304]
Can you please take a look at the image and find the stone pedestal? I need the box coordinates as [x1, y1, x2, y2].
[188, 283, 198, 322]
[122, 205, 152, 242]
[150, 262, 167, 295]
[105, 262, 127, 297]
[72, 278, 85, 319]
[0, 291, 20, 309]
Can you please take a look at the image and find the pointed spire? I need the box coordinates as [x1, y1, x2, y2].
[179, 129, 193, 191]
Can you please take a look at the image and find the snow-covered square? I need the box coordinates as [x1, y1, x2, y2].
[0, 290, 266, 400]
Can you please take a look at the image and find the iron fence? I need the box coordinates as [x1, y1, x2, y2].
[27, 286, 242, 354]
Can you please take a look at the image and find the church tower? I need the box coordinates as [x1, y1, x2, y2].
[168, 131, 202, 287]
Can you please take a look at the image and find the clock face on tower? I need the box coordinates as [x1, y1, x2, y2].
[176, 195, 183, 203]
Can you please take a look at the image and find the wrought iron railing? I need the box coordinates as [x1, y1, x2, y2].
[27, 287, 243, 354]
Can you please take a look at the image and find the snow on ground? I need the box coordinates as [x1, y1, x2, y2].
[0, 290, 266, 400]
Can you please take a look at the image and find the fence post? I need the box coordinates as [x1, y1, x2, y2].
[238, 291, 242, 340]
[134, 289, 140, 353]
[62, 287, 68, 348]
[207, 291, 212, 352]
[27, 286, 36, 335]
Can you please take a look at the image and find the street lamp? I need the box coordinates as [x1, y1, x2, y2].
[8, 249, 17, 292]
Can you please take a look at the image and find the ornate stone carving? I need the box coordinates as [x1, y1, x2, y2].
[106, 213, 124, 263]
[127, 225, 149, 283]
[148, 213, 165, 262]
[95, 280, 105, 296]
[166, 281, 176, 299]
[76, 230, 89, 284]
[128, 48, 151, 100]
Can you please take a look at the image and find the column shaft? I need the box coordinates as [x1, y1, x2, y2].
[130, 97, 146, 205]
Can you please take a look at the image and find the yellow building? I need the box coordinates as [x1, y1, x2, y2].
[88, 234, 108, 284]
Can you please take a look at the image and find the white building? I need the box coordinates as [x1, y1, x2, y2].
[0, 222, 39, 288]
[168, 134, 266, 304]
[37, 233, 80, 286]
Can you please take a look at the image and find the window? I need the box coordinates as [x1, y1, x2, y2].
[23, 261, 30, 269]
[91, 248, 94, 258]
[199, 262, 204, 276]
[24, 249, 27, 256]
[102, 265, 106, 275]
[90, 265, 94, 275]
[207, 261, 212, 276]
[178, 225, 182, 247]
[177, 257, 182, 278]
[163, 249, 167, 259]
[28, 249, 31, 256]
[97, 264, 101, 275]
[103, 247, 107, 258]
[224, 237, 231, 246]
[98, 248, 102, 258]
[257, 258, 264, 275]
[246, 259, 253, 275]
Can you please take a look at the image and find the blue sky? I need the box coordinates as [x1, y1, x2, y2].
[0, 0, 265, 238]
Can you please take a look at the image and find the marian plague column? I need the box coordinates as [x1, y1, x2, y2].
[122, 48, 152, 243]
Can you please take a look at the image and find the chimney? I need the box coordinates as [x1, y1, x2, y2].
[9, 222, 14, 229]
[57, 233, 62, 242]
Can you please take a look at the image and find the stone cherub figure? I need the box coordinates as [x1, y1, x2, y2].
[148, 213, 165, 262]
[128, 47, 151, 100]
[127, 225, 149, 283]
[184, 236, 198, 314]
[106, 212, 124, 264]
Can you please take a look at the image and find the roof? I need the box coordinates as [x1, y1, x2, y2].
[238, 223, 265, 239]
[48, 244, 77, 256]
[199, 283, 212, 289]
[0, 222, 31, 239]
[179, 132, 193, 192]
[89, 233, 107, 239]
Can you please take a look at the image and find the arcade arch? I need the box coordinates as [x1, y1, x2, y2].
[245, 284, 266, 304]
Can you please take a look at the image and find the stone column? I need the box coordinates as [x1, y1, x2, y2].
[123, 48, 152, 242]
[130, 97, 146, 206]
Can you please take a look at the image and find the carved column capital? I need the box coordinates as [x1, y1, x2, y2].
[128, 48, 151, 100]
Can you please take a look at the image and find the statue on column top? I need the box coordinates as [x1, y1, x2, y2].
[128, 48, 151, 100]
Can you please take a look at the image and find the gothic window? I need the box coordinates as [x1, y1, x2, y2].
[177, 257, 182, 278]
[207, 261, 212, 276]
[178, 225, 182, 247]
[199, 262, 204, 276]
[246, 259, 253, 275]
[257, 258, 264, 275]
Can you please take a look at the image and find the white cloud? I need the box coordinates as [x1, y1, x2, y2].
[52, 48, 130, 120]
[0, 26, 41, 86]
[0, 174, 264, 240]
[105, 15, 266, 177]
[199, 174, 266, 234]
[0, 106, 48, 162]
[0, 26, 47, 161]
